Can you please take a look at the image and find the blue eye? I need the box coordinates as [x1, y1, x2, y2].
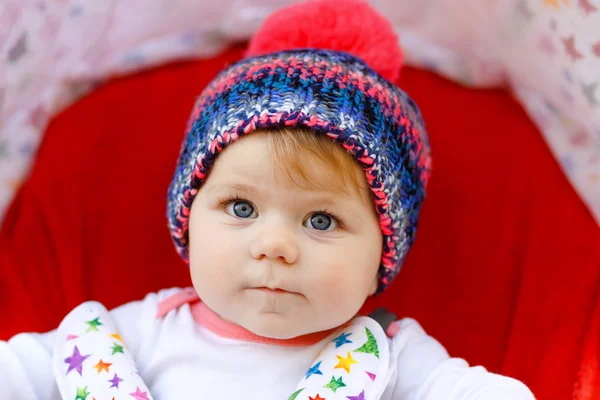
[305, 212, 337, 231]
[226, 200, 257, 219]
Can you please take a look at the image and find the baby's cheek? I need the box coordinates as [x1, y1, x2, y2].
[323, 254, 374, 305]
[190, 251, 237, 310]
[195, 243, 234, 279]
[309, 261, 353, 299]
[309, 269, 365, 328]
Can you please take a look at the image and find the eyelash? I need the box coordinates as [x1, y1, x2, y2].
[315, 208, 346, 229]
[217, 195, 346, 229]
[217, 194, 247, 209]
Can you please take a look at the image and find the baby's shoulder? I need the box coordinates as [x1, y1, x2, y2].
[55, 287, 190, 355]
[108, 286, 191, 317]
[57, 287, 189, 334]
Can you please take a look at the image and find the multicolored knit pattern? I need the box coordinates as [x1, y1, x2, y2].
[167, 49, 431, 292]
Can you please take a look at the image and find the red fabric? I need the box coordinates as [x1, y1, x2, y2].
[1, 45, 599, 400]
[575, 297, 600, 400]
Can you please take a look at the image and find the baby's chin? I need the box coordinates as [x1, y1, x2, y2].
[240, 313, 326, 340]
[241, 314, 301, 339]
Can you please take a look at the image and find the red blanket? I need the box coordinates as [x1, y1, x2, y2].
[1, 45, 598, 399]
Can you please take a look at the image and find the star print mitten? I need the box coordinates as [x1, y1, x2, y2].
[288, 316, 390, 400]
[52, 301, 153, 400]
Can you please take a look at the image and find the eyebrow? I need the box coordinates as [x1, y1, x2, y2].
[205, 183, 259, 195]
[207, 182, 344, 205]
[205, 181, 351, 209]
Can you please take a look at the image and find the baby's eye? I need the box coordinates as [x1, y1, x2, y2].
[304, 212, 338, 231]
[225, 200, 257, 219]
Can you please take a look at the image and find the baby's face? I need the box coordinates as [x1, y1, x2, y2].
[188, 132, 382, 339]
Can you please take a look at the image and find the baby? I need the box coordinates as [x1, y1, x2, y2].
[0, 1, 536, 399]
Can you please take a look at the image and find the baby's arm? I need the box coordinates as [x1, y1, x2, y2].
[385, 318, 535, 400]
[0, 288, 176, 399]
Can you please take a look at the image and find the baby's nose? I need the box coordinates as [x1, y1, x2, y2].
[249, 224, 298, 265]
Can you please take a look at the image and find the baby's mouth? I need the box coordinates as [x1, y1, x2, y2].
[248, 284, 303, 296]
[254, 287, 290, 294]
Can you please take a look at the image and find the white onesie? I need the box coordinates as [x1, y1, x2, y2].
[0, 287, 535, 400]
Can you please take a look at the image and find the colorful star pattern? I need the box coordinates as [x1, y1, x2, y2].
[111, 342, 125, 355]
[592, 42, 600, 58]
[129, 387, 150, 400]
[60, 314, 390, 399]
[324, 376, 346, 393]
[65, 346, 90, 376]
[288, 388, 305, 400]
[544, 0, 570, 9]
[108, 373, 124, 389]
[538, 35, 556, 56]
[75, 386, 90, 400]
[93, 359, 112, 373]
[110, 333, 124, 342]
[85, 318, 103, 332]
[292, 323, 387, 398]
[335, 352, 358, 373]
[354, 328, 380, 358]
[347, 390, 366, 400]
[332, 332, 353, 348]
[578, 0, 597, 14]
[58, 310, 163, 400]
[562, 36, 584, 62]
[306, 361, 324, 380]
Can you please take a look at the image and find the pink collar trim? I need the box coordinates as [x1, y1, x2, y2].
[156, 287, 335, 346]
[191, 301, 337, 346]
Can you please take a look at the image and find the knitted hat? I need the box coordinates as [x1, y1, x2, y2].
[167, 0, 431, 292]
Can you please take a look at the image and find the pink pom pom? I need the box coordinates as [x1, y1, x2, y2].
[246, 0, 403, 82]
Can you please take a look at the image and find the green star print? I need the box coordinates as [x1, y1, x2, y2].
[324, 376, 346, 393]
[111, 342, 124, 355]
[85, 317, 103, 332]
[288, 388, 305, 400]
[354, 327, 379, 358]
[75, 386, 90, 400]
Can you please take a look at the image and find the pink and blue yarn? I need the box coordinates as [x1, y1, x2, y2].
[167, 48, 431, 292]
